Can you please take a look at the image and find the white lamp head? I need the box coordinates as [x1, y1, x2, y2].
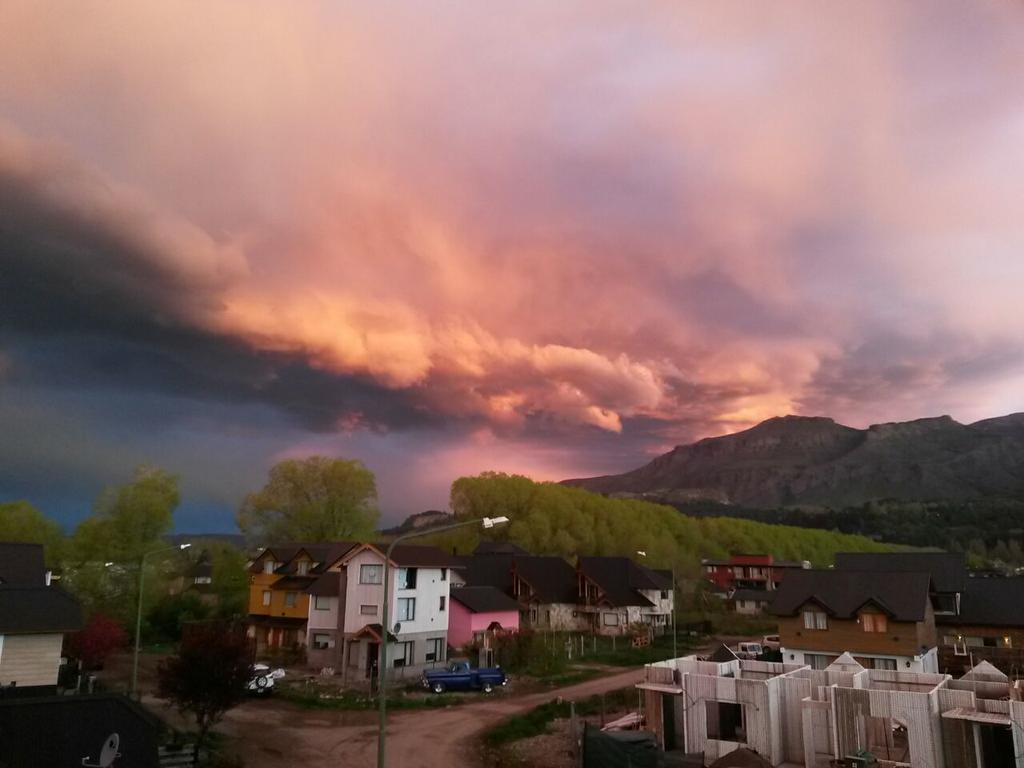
[179, 543, 192, 550]
[482, 516, 510, 529]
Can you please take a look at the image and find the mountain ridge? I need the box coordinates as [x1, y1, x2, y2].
[562, 412, 1024, 508]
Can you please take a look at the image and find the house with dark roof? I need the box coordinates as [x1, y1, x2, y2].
[829, 550, 1024, 674]
[0, 542, 82, 696]
[730, 588, 772, 616]
[455, 552, 588, 631]
[576, 557, 674, 635]
[247, 541, 459, 681]
[769, 568, 939, 672]
[448, 586, 520, 647]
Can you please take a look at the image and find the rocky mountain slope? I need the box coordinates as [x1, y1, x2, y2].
[563, 413, 1024, 508]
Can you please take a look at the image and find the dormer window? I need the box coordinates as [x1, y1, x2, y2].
[263, 559, 275, 574]
[297, 560, 309, 576]
[861, 613, 887, 633]
[803, 610, 828, 630]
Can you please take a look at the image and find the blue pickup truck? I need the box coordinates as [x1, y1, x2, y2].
[421, 660, 507, 693]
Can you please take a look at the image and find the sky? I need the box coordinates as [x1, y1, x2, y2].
[2, 2, 1024, 532]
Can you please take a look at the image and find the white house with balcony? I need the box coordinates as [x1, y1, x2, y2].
[303, 542, 456, 682]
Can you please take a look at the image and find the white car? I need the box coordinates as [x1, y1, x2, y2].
[246, 664, 285, 695]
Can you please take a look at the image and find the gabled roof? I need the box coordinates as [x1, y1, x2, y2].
[961, 660, 1007, 683]
[0, 542, 46, 586]
[950, 577, 1024, 627]
[450, 586, 521, 614]
[513, 556, 579, 604]
[822, 653, 865, 674]
[0, 586, 82, 633]
[578, 557, 659, 608]
[271, 575, 317, 591]
[708, 644, 739, 663]
[834, 552, 965, 593]
[769, 569, 933, 622]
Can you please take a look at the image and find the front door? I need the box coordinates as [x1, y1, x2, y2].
[366, 642, 379, 679]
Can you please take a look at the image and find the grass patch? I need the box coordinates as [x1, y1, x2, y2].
[484, 687, 635, 747]
[277, 684, 470, 711]
[585, 633, 693, 666]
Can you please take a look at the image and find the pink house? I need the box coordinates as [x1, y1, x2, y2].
[448, 586, 520, 648]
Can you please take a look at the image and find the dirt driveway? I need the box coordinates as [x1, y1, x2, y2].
[211, 667, 644, 768]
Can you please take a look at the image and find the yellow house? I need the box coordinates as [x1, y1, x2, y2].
[247, 544, 356, 650]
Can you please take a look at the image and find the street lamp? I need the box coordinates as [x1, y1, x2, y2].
[637, 550, 677, 660]
[131, 543, 190, 697]
[377, 516, 509, 768]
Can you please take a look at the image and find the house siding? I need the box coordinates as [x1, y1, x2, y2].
[0, 633, 63, 687]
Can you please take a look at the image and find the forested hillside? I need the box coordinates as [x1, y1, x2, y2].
[439, 473, 897, 575]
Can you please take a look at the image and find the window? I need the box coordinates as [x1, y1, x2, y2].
[297, 560, 309, 575]
[439, 595, 446, 611]
[397, 597, 416, 622]
[873, 657, 897, 671]
[803, 610, 827, 630]
[397, 567, 417, 589]
[660, 590, 669, 600]
[603, 612, 620, 626]
[360, 604, 378, 615]
[862, 613, 887, 633]
[312, 633, 332, 650]
[425, 637, 444, 663]
[706, 701, 745, 742]
[440, 568, 448, 581]
[285, 591, 297, 608]
[314, 595, 331, 611]
[262, 590, 271, 607]
[263, 559, 275, 574]
[805, 653, 837, 670]
[393, 640, 414, 668]
[360, 564, 383, 584]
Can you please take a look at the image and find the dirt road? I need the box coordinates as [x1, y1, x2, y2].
[212, 667, 644, 768]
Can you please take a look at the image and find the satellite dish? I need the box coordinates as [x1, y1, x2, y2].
[393, 622, 402, 636]
[81, 733, 120, 767]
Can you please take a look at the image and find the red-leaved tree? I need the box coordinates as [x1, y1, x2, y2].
[68, 613, 129, 670]
[157, 623, 253, 763]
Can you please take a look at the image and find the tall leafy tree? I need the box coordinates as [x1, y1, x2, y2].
[72, 465, 179, 564]
[65, 466, 180, 625]
[0, 500, 65, 563]
[237, 456, 379, 543]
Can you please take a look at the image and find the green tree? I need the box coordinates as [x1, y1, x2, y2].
[0, 501, 65, 563]
[71, 466, 179, 564]
[237, 456, 379, 543]
[64, 466, 179, 624]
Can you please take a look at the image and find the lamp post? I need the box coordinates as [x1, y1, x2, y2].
[637, 550, 677, 660]
[377, 516, 509, 768]
[131, 543, 190, 697]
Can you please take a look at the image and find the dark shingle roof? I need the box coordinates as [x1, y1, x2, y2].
[450, 586, 521, 614]
[380, 544, 460, 568]
[834, 552, 965, 593]
[513, 556, 579, 604]
[578, 557, 659, 607]
[0, 542, 46, 586]
[462, 553, 516, 593]
[769, 569, 933, 622]
[272, 575, 317, 591]
[307, 573, 340, 597]
[948, 578, 1024, 627]
[0, 586, 82, 633]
